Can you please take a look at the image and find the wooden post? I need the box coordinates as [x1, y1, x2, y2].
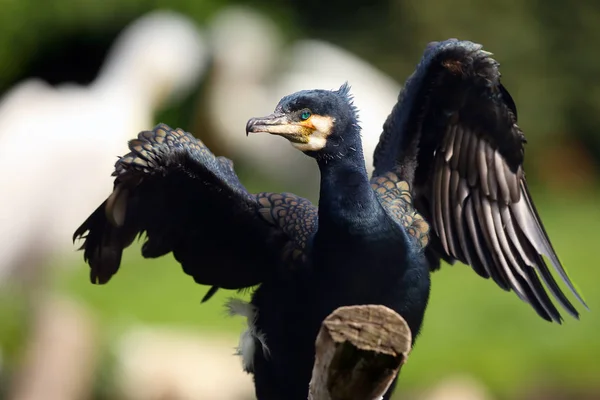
[308, 305, 412, 400]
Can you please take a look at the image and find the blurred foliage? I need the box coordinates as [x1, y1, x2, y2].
[0, 0, 296, 94]
[2, 0, 598, 182]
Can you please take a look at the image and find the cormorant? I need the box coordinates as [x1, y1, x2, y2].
[73, 39, 586, 399]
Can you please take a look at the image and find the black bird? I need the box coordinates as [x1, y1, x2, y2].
[73, 39, 586, 399]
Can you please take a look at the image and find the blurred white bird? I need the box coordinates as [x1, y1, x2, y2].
[113, 326, 255, 400]
[0, 10, 209, 285]
[420, 374, 493, 400]
[201, 6, 402, 199]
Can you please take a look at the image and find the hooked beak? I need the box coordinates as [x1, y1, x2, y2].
[246, 113, 313, 144]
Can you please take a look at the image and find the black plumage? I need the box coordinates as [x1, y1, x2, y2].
[74, 39, 586, 399]
[374, 39, 587, 323]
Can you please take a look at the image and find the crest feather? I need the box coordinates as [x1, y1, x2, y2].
[335, 81, 359, 122]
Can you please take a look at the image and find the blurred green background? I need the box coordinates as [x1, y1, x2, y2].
[0, 1, 598, 399]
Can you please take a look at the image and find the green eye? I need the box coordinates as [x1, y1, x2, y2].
[300, 111, 311, 120]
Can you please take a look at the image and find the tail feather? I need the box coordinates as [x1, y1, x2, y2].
[201, 286, 220, 303]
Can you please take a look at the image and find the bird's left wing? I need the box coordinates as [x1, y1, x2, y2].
[370, 171, 430, 250]
[372, 39, 587, 323]
[73, 123, 318, 292]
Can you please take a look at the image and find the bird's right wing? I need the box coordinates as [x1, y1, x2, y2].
[73, 123, 318, 291]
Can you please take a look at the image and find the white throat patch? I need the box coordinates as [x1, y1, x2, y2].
[292, 115, 335, 152]
[225, 298, 269, 373]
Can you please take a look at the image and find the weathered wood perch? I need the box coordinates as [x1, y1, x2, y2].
[308, 305, 412, 400]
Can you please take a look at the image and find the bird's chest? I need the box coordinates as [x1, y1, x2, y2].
[310, 220, 409, 304]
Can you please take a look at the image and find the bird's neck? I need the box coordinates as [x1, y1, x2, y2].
[316, 137, 380, 228]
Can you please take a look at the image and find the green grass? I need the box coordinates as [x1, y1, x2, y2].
[55, 249, 250, 335]
[3, 188, 599, 399]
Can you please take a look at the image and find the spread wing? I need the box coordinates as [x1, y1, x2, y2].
[373, 39, 587, 323]
[202, 191, 318, 302]
[73, 123, 318, 293]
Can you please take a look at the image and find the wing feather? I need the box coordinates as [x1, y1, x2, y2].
[433, 155, 447, 250]
[494, 150, 511, 204]
[457, 126, 470, 177]
[372, 39, 586, 322]
[467, 131, 479, 186]
[453, 178, 471, 268]
[73, 124, 318, 292]
[441, 162, 455, 256]
[464, 196, 497, 282]
[485, 142, 498, 201]
[451, 125, 464, 170]
[477, 139, 490, 196]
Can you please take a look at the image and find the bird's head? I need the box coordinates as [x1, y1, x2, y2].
[245, 83, 360, 158]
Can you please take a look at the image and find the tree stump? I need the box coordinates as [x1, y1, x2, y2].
[308, 305, 412, 400]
